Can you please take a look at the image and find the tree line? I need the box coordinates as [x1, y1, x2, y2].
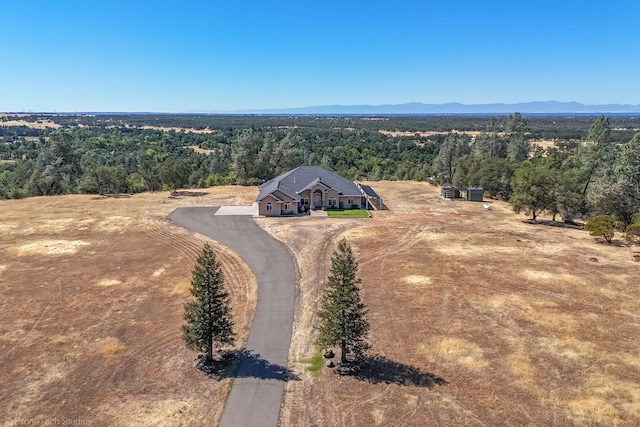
[1, 113, 639, 232]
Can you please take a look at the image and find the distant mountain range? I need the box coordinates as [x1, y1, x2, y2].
[236, 101, 640, 115]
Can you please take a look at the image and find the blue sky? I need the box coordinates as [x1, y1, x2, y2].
[1, 1, 639, 112]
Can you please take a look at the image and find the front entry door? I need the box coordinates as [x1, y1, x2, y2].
[313, 192, 322, 207]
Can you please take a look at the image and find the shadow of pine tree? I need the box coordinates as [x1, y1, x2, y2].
[204, 350, 299, 382]
[352, 355, 447, 388]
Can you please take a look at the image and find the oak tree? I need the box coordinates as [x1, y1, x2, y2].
[585, 215, 615, 243]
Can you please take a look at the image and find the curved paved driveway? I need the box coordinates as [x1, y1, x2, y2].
[169, 207, 296, 427]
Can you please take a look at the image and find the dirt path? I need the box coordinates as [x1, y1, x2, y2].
[168, 207, 297, 427]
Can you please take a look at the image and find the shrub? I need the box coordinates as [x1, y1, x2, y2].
[585, 215, 615, 243]
[626, 223, 640, 245]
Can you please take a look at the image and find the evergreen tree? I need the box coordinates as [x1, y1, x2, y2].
[231, 129, 261, 185]
[183, 243, 235, 363]
[588, 132, 640, 225]
[504, 112, 532, 162]
[434, 132, 471, 181]
[577, 115, 614, 195]
[316, 239, 370, 365]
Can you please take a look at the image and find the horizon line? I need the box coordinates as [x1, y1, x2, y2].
[2, 100, 640, 116]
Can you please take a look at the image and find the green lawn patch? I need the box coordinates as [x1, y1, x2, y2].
[326, 209, 369, 218]
[300, 349, 324, 377]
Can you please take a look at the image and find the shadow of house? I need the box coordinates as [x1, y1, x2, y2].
[353, 355, 447, 388]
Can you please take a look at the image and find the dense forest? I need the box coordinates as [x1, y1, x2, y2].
[1, 113, 639, 230]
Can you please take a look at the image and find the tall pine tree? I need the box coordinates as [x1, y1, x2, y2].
[183, 243, 235, 364]
[316, 239, 370, 365]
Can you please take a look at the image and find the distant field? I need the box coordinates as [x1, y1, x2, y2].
[0, 119, 60, 129]
[126, 125, 217, 134]
[379, 129, 483, 138]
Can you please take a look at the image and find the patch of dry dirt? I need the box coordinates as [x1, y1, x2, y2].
[0, 187, 257, 426]
[184, 145, 216, 155]
[0, 118, 60, 129]
[126, 125, 216, 134]
[263, 181, 640, 427]
[379, 129, 483, 138]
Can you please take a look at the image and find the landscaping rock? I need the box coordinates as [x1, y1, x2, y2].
[323, 349, 335, 359]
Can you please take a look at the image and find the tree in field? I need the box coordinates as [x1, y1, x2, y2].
[553, 168, 587, 222]
[159, 157, 191, 191]
[585, 215, 615, 243]
[626, 222, 640, 245]
[183, 243, 235, 364]
[316, 239, 370, 365]
[509, 162, 558, 221]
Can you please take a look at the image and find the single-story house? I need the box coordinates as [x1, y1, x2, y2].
[256, 166, 366, 216]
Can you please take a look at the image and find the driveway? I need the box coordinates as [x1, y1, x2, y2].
[168, 207, 296, 427]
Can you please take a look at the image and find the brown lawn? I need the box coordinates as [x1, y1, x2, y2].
[0, 188, 257, 426]
[259, 181, 640, 427]
[2, 182, 640, 426]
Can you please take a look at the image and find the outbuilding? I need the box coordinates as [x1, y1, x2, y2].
[441, 185, 461, 199]
[466, 187, 484, 202]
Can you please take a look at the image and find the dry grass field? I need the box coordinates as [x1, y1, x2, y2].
[260, 181, 640, 427]
[0, 188, 257, 426]
[2, 182, 640, 426]
[379, 130, 484, 138]
[0, 117, 60, 129]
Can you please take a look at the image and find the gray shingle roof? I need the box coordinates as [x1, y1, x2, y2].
[256, 166, 362, 202]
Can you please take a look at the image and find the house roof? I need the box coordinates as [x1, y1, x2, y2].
[256, 166, 362, 202]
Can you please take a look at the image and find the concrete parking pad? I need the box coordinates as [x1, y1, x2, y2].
[214, 205, 257, 216]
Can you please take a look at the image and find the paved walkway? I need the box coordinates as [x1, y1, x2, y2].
[168, 207, 296, 427]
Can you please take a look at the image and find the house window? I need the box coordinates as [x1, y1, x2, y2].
[284, 202, 291, 211]
[328, 197, 337, 208]
[301, 198, 309, 206]
[266, 202, 273, 212]
[348, 198, 353, 205]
